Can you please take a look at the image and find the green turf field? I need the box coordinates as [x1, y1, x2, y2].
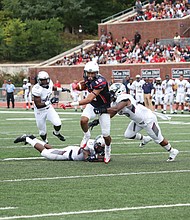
[0, 108, 190, 220]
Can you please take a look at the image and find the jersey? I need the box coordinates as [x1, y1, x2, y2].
[131, 80, 145, 94]
[186, 81, 190, 95]
[32, 80, 54, 109]
[175, 79, 187, 93]
[154, 83, 163, 97]
[23, 82, 32, 96]
[41, 139, 96, 161]
[162, 79, 175, 94]
[115, 93, 152, 125]
[85, 75, 111, 108]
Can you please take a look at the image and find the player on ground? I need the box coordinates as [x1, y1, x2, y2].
[93, 83, 179, 162]
[14, 134, 105, 162]
[32, 71, 70, 143]
[61, 61, 112, 164]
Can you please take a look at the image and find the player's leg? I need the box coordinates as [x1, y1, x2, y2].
[124, 121, 152, 147]
[34, 109, 48, 143]
[80, 104, 95, 148]
[145, 116, 179, 161]
[99, 113, 111, 163]
[47, 106, 65, 141]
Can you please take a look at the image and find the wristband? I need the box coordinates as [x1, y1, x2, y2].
[70, 101, 79, 106]
[57, 88, 62, 92]
[45, 101, 50, 106]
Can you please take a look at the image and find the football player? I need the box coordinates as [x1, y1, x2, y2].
[93, 83, 179, 162]
[161, 74, 175, 114]
[32, 71, 70, 143]
[153, 77, 164, 113]
[14, 134, 105, 162]
[61, 61, 111, 164]
[23, 78, 33, 110]
[70, 80, 83, 112]
[173, 74, 187, 114]
[131, 74, 145, 105]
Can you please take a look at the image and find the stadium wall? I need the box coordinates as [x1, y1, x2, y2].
[29, 62, 190, 85]
[98, 16, 190, 42]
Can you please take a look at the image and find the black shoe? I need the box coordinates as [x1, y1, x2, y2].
[53, 131, 66, 141]
[14, 134, 36, 144]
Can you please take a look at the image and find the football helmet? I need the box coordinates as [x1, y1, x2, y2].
[23, 78, 28, 83]
[109, 83, 126, 102]
[156, 77, 162, 84]
[94, 135, 105, 154]
[37, 71, 50, 88]
[83, 61, 99, 81]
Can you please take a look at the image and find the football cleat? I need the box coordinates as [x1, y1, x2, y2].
[14, 134, 36, 145]
[53, 131, 66, 141]
[167, 148, 179, 162]
[139, 136, 152, 148]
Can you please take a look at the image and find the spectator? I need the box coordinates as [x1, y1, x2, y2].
[134, 31, 141, 45]
[1, 79, 7, 101]
[5, 79, 15, 108]
[173, 32, 181, 46]
[135, 0, 143, 15]
[122, 76, 130, 94]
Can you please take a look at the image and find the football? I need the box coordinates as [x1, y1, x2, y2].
[76, 80, 87, 91]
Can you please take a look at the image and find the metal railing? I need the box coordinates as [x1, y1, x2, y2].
[101, 0, 149, 23]
[159, 38, 190, 47]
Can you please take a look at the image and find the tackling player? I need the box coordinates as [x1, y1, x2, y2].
[32, 71, 70, 143]
[92, 83, 179, 162]
[14, 134, 105, 162]
[61, 61, 112, 164]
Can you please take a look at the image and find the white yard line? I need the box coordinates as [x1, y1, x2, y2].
[0, 170, 190, 183]
[0, 203, 190, 219]
[0, 207, 17, 210]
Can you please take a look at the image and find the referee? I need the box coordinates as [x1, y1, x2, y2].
[5, 79, 15, 108]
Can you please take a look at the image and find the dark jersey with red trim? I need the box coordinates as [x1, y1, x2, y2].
[85, 74, 111, 108]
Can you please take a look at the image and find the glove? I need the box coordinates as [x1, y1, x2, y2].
[62, 88, 71, 93]
[88, 119, 99, 130]
[50, 97, 59, 104]
[94, 107, 108, 114]
[87, 155, 97, 162]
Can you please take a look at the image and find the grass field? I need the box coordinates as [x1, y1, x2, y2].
[0, 108, 190, 220]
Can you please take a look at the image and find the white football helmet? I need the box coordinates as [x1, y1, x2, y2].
[94, 135, 105, 154]
[37, 71, 50, 88]
[109, 83, 126, 102]
[83, 61, 99, 80]
[23, 78, 28, 83]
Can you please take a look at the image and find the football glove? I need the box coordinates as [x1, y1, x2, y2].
[88, 119, 99, 130]
[60, 104, 66, 110]
[87, 155, 97, 162]
[50, 97, 59, 104]
[94, 107, 108, 114]
[62, 88, 71, 93]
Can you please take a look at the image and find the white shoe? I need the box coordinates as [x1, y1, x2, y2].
[104, 146, 111, 164]
[80, 136, 90, 148]
[170, 110, 174, 114]
[139, 136, 152, 148]
[163, 110, 166, 114]
[167, 148, 179, 162]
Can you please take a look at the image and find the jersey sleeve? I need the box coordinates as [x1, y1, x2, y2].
[32, 84, 42, 97]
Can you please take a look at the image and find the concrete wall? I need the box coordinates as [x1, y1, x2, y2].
[0, 64, 37, 75]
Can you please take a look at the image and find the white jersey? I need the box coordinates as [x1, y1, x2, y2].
[32, 80, 54, 109]
[186, 81, 190, 95]
[162, 79, 175, 94]
[41, 139, 96, 161]
[154, 83, 163, 97]
[175, 79, 187, 93]
[115, 94, 152, 125]
[127, 83, 135, 96]
[132, 80, 145, 94]
[23, 82, 31, 95]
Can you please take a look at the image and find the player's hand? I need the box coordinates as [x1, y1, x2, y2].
[87, 155, 97, 162]
[94, 107, 107, 114]
[50, 97, 59, 104]
[88, 119, 99, 130]
[60, 104, 66, 109]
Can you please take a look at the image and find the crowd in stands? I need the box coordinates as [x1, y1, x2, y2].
[54, 0, 190, 66]
[131, 0, 190, 21]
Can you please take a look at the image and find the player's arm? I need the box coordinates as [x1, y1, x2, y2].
[33, 96, 47, 108]
[107, 100, 129, 116]
[72, 88, 103, 106]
